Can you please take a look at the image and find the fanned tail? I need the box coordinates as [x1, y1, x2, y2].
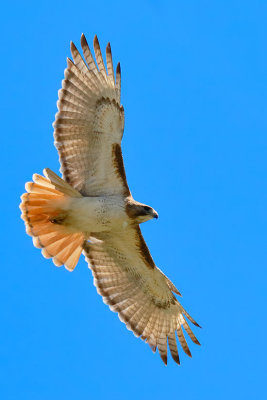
[20, 168, 84, 271]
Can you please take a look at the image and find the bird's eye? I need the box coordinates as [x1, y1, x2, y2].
[144, 206, 150, 212]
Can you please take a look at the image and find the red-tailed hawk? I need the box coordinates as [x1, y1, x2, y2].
[20, 34, 200, 365]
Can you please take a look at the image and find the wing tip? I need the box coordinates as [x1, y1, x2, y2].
[93, 34, 99, 47]
[116, 62, 121, 74]
[66, 57, 74, 67]
[161, 355, 168, 366]
[172, 354, 180, 365]
[70, 40, 77, 53]
[187, 350, 192, 358]
[81, 33, 87, 47]
[183, 310, 202, 328]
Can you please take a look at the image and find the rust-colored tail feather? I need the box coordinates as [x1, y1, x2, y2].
[20, 169, 84, 271]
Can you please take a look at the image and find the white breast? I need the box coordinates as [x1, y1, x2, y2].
[64, 195, 127, 233]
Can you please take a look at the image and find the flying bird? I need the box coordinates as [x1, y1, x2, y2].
[20, 34, 200, 365]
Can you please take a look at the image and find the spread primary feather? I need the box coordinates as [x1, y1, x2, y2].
[20, 34, 200, 365]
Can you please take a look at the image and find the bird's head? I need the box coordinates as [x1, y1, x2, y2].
[126, 201, 158, 224]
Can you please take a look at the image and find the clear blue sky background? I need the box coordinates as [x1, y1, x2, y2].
[1, 1, 266, 399]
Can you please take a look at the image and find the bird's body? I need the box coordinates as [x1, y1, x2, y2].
[48, 194, 157, 234]
[20, 34, 200, 365]
[52, 195, 128, 233]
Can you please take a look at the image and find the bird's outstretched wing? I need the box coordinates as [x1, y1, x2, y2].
[83, 227, 200, 365]
[54, 34, 129, 196]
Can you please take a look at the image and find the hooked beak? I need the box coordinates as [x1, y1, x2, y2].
[153, 211, 159, 219]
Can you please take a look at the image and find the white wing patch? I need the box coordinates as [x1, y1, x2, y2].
[94, 98, 124, 138]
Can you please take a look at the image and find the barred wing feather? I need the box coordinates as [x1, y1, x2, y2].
[83, 227, 200, 365]
[54, 35, 129, 196]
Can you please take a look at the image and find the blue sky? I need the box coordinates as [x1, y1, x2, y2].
[1, 1, 266, 399]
